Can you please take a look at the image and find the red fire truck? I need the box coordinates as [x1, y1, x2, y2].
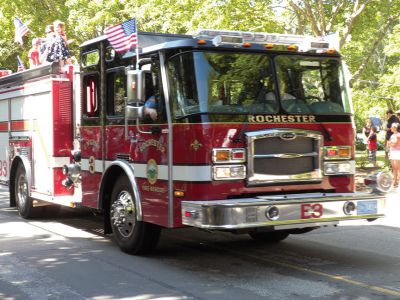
[0, 29, 393, 254]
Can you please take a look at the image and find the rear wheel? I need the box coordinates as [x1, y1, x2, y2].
[14, 164, 34, 219]
[249, 230, 290, 243]
[110, 175, 161, 254]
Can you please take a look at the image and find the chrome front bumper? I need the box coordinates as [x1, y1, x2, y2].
[181, 192, 386, 230]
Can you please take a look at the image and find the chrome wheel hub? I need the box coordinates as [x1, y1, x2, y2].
[16, 174, 28, 208]
[111, 190, 136, 237]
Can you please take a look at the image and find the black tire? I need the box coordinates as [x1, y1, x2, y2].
[249, 230, 290, 243]
[110, 175, 161, 254]
[14, 164, 35, 219]
[288, 227, 317, 235]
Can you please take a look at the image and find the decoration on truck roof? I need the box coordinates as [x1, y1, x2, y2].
[105, 18, 137, 54]
[17, 56, 25, 72]
[14, 17, 29, 45]
[197, 29, 339, 52]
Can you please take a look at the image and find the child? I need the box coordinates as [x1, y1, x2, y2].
[54, 20, 67, 44]
[40, 25, 55, 64]
[46, 20, 69, 68]
[367, 126, 378, 167]
[28, 38, 41, 68]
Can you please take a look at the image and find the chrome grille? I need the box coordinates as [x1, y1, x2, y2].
[246, 129, 323, 185]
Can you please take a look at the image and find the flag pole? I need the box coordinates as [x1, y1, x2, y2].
[135, 17, 140, 70]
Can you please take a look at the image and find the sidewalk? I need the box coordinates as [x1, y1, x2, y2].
[377, 186, 400, 227]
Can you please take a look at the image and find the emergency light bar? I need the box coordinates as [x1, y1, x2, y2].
[212, 35, 243, 46]
[197, 29, 337, 52]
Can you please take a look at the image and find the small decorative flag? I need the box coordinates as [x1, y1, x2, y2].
[105, 18, 137, 53]
[14, 17, 29, 45]
[17, 56, 25, 72]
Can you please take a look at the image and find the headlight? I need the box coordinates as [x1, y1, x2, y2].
[324, 161, 354, 175]
[324, 146, 352, 160]
[213, 165, 246, 180]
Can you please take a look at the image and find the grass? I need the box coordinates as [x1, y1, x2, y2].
[355, 150, 390, 171]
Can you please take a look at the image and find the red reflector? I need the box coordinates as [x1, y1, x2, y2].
[327, 149, 337, 156]
[185, 211, 192, 218]
[232, 152, 244, 159]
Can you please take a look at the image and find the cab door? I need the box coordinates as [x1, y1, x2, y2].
[131, 65, 170, 227]
[80, 71, 104, 207]
[79, 35, 108, 210]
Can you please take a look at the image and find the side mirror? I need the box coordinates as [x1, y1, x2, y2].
[126, 69, 150, 103]
[126, 104, 144, 120]
[125, 66, 153, 137]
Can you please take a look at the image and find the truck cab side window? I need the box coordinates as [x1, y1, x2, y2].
[83, 74, 99, 118]
[106, 70, 126, 117]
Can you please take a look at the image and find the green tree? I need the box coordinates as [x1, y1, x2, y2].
[375, 24, 400, 113]
[279, 0, 400, 127]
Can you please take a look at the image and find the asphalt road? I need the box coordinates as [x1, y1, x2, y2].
[0, 186, 399, 300]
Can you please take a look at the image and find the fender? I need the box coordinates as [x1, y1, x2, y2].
[9, 155, 32, 207]
[99, 160, 143, 221]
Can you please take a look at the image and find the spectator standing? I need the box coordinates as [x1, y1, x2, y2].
[385, 110, 400, 159]
[46, 20, 69, 68]
[28, 38, 41, 68]
[40, 25, 55, 64]
[367, 126, 378, 167]
[388, 122, 400, 187]
[362, 119, 372, 144]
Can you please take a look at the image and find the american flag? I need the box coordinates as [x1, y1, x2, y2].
[17, 56, 25, 72]
[105, 18, 137, 53]
[14, 17, 29, 45]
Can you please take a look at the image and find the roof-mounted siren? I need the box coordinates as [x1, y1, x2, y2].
[196, 29, 241, 47]
[321, 32, 340, 53]
[212, 35, 244, 46]
[299, 32, 340, 53]
[298, 37, 329, 52]
[196, 29, 244, 46]
[300, 32, 340, 53]
[196, 29, 339, 53]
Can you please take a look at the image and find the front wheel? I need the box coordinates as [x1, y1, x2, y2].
[14, 164, 35, 219]
[110, 175, 161, 254]
[249, 231, 290, 243]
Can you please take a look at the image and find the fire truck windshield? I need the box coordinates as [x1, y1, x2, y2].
[167, 51, 351, 121]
